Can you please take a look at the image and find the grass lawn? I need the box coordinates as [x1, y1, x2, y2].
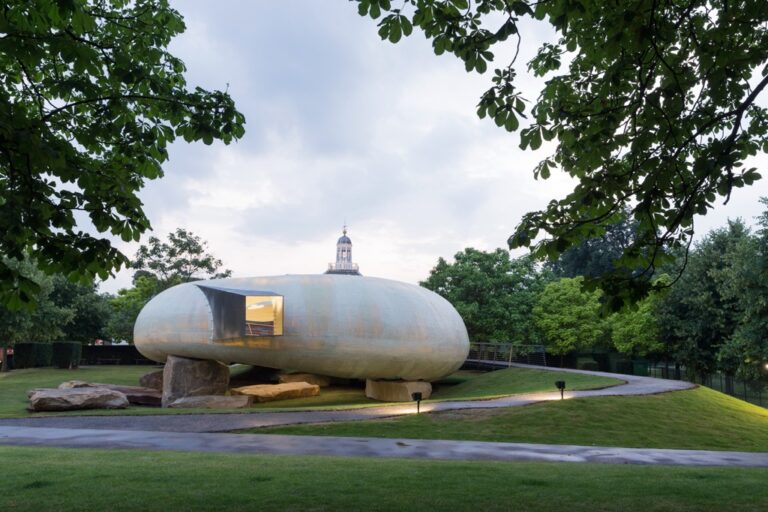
[250, 386, 768, 452]
[0, 366, 620, 418]
[0, 446, 766, 512]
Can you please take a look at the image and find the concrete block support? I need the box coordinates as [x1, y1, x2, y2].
[365, 380, 432, 402]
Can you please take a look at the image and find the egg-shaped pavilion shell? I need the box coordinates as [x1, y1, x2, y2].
[134, 275, 469, 381]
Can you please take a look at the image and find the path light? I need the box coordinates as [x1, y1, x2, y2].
[555, 381, 566, 400]
[411, 392, 423, 414]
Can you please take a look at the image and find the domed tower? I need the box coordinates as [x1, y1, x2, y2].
[325, 225, 361, 275]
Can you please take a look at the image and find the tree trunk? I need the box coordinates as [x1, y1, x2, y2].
[0, 346, 8, 372]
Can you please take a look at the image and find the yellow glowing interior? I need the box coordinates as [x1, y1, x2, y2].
[245, 296, 283, 336]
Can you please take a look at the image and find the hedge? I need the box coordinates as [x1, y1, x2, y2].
[52, 341, 83, 369]
[14, 343, 53, 369]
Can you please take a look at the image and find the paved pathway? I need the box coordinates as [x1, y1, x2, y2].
[5, 364, 758, 468]
[1, 426, 767, 467]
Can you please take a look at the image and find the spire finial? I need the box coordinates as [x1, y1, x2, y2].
[343, 223, 347, 236]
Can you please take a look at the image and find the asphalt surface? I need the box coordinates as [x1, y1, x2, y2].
[1, 425, 767, 467]
[4, 364, 760, 467]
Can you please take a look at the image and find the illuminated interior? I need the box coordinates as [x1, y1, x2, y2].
[245, 295, 284, 336]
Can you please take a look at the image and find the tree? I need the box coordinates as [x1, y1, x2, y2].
[609, 293, 663, 358]
[132, 228, 232, 291]
[0, 0, 245, 308]
[532, 277, 605, 365]
[421, 248, 551, 343]
[0, 258, 73, 371]
[716, 199, 768, 382]
[104, 275, 157, 344]
[655, 220, 751, 379]
[548, 211, 638, 279]
[355, 0, 768, 304]
[48, 275, 111, 343]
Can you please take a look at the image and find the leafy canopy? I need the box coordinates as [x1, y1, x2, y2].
[0, 0, 245, 308]
[355, 0, 768, 305]
[132, 228, 232, 289]
[420, 248, 551, 343]
[532, 276, 605, 358]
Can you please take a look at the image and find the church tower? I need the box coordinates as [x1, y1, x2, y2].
[325, 225, 361, 275]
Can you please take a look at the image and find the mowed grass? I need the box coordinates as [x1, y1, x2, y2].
[252, 386, 768, 452]
[430, 367, 620, 400]
[0, 366, 620, 418]
[0, 446, 767, 512]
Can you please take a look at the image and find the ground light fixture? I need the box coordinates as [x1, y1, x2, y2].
[555, 380, 566, 400]
[411, 392, 423, 414]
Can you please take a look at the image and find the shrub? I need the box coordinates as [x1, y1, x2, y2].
[52, 341, 83, 369]
[14, 343, 53, 369]
[577, 359, 600, 371]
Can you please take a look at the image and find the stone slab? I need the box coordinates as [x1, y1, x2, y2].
[28, 388, 129, 412]
[162, 355, 230, 407]
[58, 381, 161, 406]
[278, 373, 331, 387]
[139, 370, 164, 391]
[167, 395, 253, 409]
[365, 380, 432, 402]
[231, 382, 320, 402]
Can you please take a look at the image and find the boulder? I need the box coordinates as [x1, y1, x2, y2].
[278, 373, 331, 388]
[57, 381, 161, 406]
[231, 382, 320, 402]
[58, 380, 92, 389]
[167, 395, 253, 409]
[139, 369, 164, 391]
[162, 355, 230, 407]
[365, 380, 432, 402]
[28, 387, 129, 412]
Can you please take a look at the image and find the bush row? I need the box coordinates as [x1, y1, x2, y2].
[13, 342, 82, 369]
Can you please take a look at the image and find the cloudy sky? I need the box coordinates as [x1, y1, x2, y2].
[101, 1, 768, 293]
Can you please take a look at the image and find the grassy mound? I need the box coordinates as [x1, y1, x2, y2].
[251, 386, 768, 452]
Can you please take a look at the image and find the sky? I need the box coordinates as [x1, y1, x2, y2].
[100, 0, 768, 293]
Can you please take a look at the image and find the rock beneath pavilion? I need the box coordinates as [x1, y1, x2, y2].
[58, 380, 92, 389]
[139, 369, 164, 391]
[28, 387, 129, 412]
[278, 373, 331, 388]
[365, 380, 432, 402]
[162, 355, 230, 407]
[167, 395, 254, 409]
[231, 382, 320, 402]
[57, 381, 161, 406]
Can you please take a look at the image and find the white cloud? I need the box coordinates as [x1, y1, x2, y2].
[98, 0, 768, 294]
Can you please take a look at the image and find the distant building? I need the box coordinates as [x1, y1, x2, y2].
[325, 225, 361, 276]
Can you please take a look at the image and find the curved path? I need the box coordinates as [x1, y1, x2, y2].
[4, 365, 762, 468]
[0, 364, 693, 433]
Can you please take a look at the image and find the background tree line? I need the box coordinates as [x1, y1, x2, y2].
[0, 229, 229, 371]
[421, 202, 768, 384]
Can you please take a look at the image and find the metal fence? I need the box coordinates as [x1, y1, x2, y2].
[465, 342, 548, 369]
[648, 363, 767, 408]
[463, 345, 767, 409]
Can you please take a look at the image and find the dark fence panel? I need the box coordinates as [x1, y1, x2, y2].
[81, 345, 155, 365]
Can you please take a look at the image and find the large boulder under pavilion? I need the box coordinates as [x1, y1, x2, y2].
[162, 355, 230, 407]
